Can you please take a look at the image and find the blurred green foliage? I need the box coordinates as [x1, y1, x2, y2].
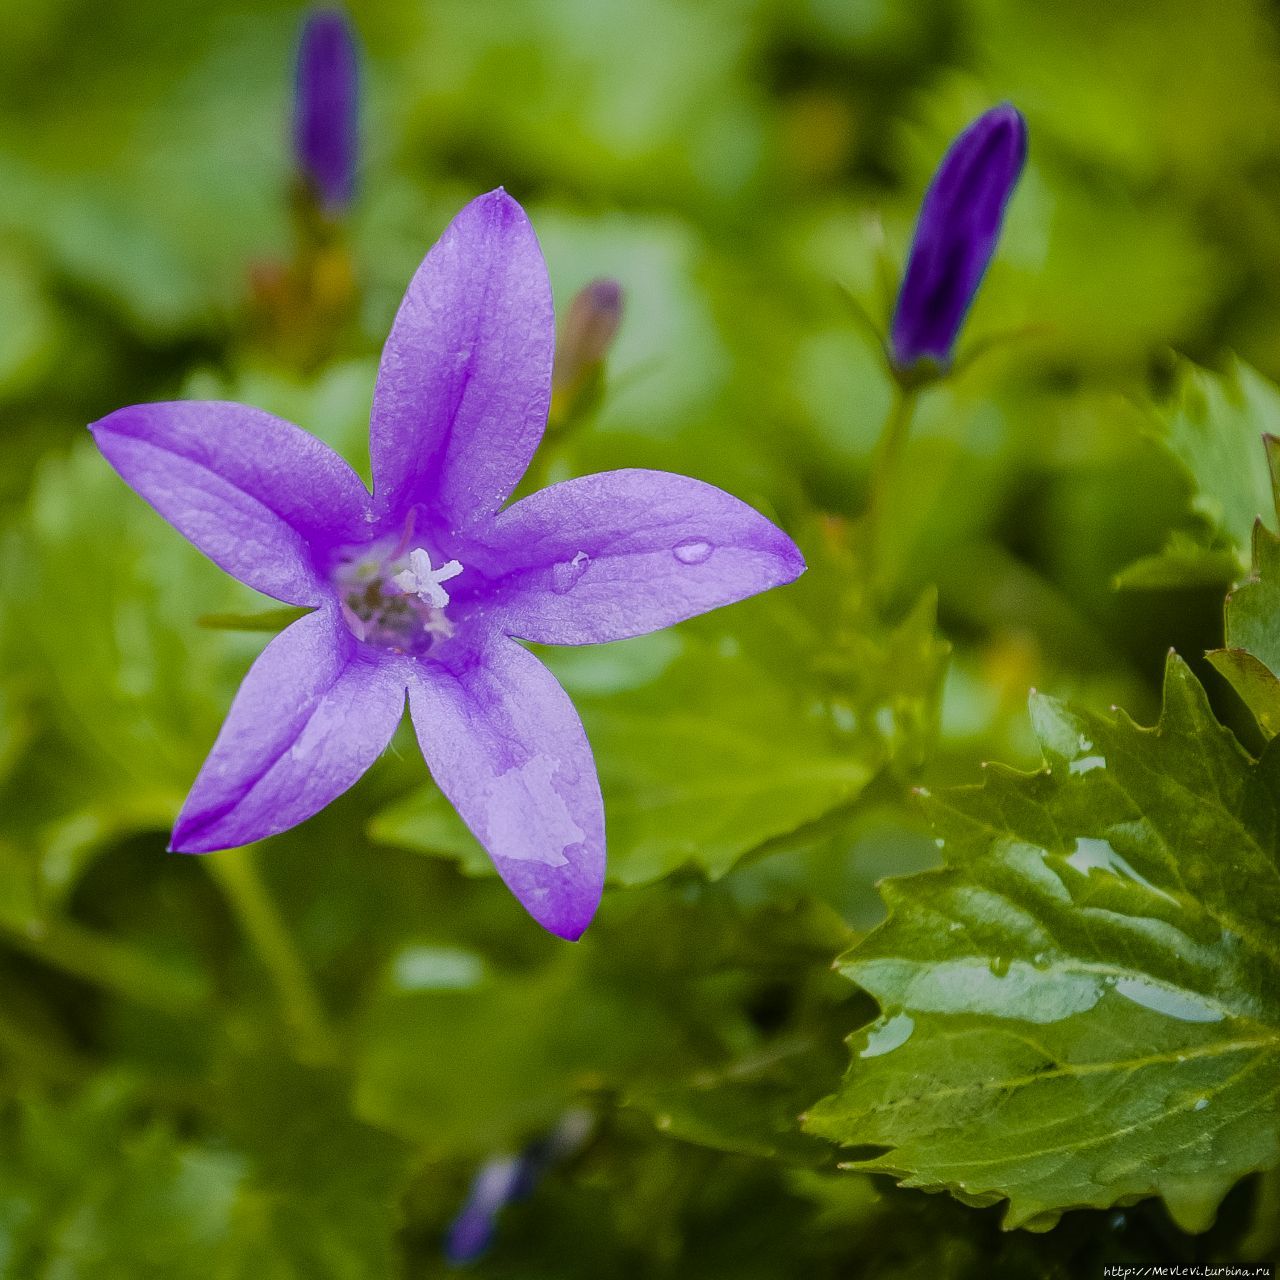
[1, 0, 1279, 1274]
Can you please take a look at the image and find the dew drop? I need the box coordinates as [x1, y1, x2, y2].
[672, 537, 713, 565]
[1193, 1097, 1209, 1112]
[1068, 754, 1106, 775]
[859, 1012, 915, 1058]
[551, 550, 592, 594]
[1112, 977, 1224, 1023]
[989, 955, 1012, 978]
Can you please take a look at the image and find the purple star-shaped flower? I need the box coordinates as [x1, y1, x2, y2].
[889, 104, 1027, 372]
[89, 190, 804, 940]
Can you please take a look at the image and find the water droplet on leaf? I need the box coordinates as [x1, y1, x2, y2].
[1112, 977, 1224, 1023]
[859, 1012, 915, 1058]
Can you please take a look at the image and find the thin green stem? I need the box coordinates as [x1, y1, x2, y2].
[0, 916, 208, 1016]
[208, 845, 337, 1064]
[865, 386, 920, 568]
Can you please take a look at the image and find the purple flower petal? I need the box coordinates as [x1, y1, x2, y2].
[171, 607, 406, 852]
[471, 469, 805, 645]
[407, 638, 604, 940]
[890, 104, 1027, 370]
[89, 401, 373, 606]
[369, 190, 554, 532]
[294, 8, 360, 212]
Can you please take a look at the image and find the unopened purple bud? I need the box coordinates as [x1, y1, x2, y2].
[553, 278, 623, 389]
[889, 104, 1027, 372]
[294, 8, 360, 213]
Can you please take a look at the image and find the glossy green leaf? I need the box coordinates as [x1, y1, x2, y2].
[806, 657, 1280, 1230]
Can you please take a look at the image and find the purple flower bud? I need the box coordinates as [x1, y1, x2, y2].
[553, 278, 624, 392]
[889, 104, 1027, 372]
[293, 8, 360, 213]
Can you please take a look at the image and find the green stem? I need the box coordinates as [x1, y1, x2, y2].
[0, 916, 208, 1016]
[208, 846, 337, 1064]
[865, 386, 919, 569]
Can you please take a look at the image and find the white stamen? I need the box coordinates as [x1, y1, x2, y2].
[392, 548, 464, 609]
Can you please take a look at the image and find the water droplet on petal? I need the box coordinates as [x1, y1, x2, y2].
[551, 551, 591, 595]
[988, 955, 1012, 978]
[672, 537, 713, 565]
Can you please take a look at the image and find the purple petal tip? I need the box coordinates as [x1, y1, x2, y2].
[521, 883, 601, 942]
[474, 187, 527, 227]
[168, 817, 222, 855]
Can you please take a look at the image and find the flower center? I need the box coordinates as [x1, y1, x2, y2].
[333, 542, 464, 655]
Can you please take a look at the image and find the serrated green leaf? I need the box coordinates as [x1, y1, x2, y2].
[1208, 647, 1280, 739]
[806, 656, 1280, 1231]
[1209, 523, 1280, 737]
[1112, 532, 1239, 592]
[1121, 358, 1280, 588]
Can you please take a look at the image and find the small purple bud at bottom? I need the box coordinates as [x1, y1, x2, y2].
[443, 1111, 594, 1266]
[445, 1155, 529, 1266]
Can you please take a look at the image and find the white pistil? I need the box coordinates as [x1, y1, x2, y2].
[392, 548, 464, 609]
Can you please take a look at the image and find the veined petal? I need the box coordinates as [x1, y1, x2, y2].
[171, 607, 406, 852]
[473, 469, 805, 645]
[90, 401, 373, 606]
[369, 189, 554, 532]
[407, 638, 604, 940]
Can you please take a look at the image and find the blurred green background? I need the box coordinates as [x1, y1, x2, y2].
[0, 0, 1277, 1274]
